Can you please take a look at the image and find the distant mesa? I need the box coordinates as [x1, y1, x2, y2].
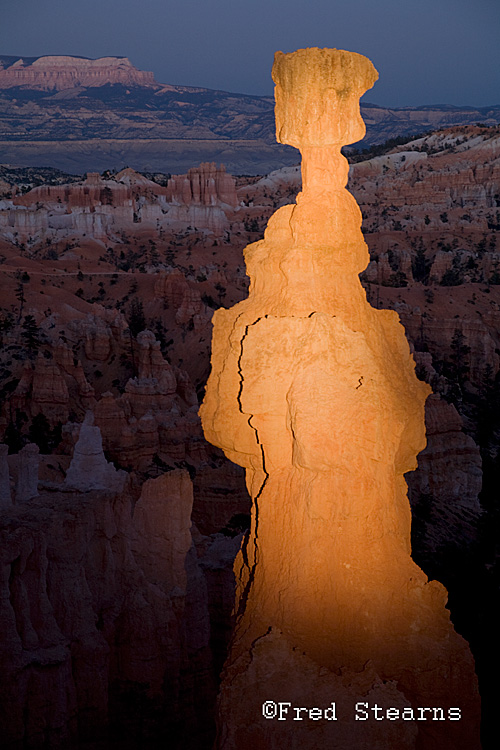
[0, 55, 157, 91]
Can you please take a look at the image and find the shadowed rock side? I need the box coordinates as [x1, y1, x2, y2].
[0, 469, 216, 749]
[200, 48, 481, 749]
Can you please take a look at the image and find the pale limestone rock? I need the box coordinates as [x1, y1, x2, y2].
[201, 48, 480, 749]
[0, 161, 238, 241]
[15, 443, 39, 503]
[64, 412, 125, 492]
[0, 444, 11, 507]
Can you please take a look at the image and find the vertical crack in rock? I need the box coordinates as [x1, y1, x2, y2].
[234, 317, 269, 623]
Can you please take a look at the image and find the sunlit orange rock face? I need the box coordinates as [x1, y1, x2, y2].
[201, 48, 480, 750]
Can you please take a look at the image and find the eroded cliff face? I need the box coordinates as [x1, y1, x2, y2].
[0, 166, 240, 241]
[200, 48, 481, 749]
[0, 56, 156, 91]
[0, 468, 216, 749]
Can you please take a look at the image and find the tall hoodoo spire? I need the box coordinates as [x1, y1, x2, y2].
[201, 48, 480, 750]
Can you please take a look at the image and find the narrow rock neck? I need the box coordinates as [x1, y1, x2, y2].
[300, 145, 350, 194]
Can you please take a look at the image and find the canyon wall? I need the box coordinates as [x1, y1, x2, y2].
[0, 166, 240, 240]
[0, 467, 209, 747]
[0, 448, 244, 749]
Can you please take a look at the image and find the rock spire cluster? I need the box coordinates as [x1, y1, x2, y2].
[200, 47, 480, 749]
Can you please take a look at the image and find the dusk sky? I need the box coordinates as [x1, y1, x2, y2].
[0, 0, 498, 107]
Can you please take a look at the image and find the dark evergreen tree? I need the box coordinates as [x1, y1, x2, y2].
[15, 281, 25, 322]
[21, 315, 42, 350]
[127, 299, 146, 337]
[412, 246, 430, 283]
[28, 414, 62, 454]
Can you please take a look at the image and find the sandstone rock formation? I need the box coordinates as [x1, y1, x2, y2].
[6, 356, 70, 428]
[0, 165, 240, 241]
[166, 163, 239, 208]
[201, 48, 481, 749]
[0, 469, 215, 748]
[64, 411, 126, 492]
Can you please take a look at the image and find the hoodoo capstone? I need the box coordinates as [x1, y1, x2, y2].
[200, 48, 481, 749]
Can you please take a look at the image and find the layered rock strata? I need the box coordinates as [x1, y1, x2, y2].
[200, 48, 481, 749]
[406, 393, 483, 550]
[166, 163, 238, 208]
[0, 165, 240, 240]
[0, 56, 156, 91]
